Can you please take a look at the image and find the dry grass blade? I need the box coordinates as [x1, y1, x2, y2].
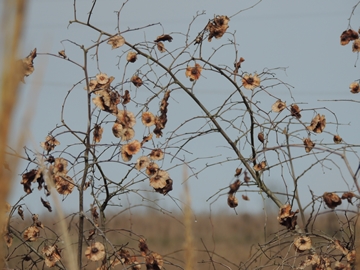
[0, 0, 28, 262]
[183, 166, 195, 270]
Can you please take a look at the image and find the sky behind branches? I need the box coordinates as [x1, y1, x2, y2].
[2, 0, 360, 216]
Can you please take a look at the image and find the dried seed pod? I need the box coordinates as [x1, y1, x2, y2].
[58, 50, 66, 58]
[293, 236, 312, 253]
[228, 179, 240, 194]
[307, 114, 326, 133]
[126, 52, 137, 63]
[349, 82, 360, 93]
[157, 42, 166, 53]
[234, 168, 242, 177]
[185, 63, 202, 81]
[303, 138, 315, 153]
[242, 73, 260, 90]
[271, 100, 286, 113]
[277, 204, 299, 230]
[258, 132, 264, 143]
[85, 242, 105, 261]
[227, 194, 238, 208]
[290, 104, 301, 119]
[341, 192, 354, 204]
[333, 134, 342, 144]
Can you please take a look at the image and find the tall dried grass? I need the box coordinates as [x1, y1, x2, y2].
[0, 2, 79, 269]
[0, 0, 28, 266]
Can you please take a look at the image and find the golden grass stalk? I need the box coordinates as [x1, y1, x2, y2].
[182, 167, 195, 270]
[0, 0, 28, 266]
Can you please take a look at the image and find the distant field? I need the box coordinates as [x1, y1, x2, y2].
[6, 209, 346, 269]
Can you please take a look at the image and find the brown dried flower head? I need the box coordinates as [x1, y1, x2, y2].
[271, 100, 286, 113]
[112, 122, 123, 138]
[85, 242, 106, 262]
[23, 226, 40, 241]
[92, 89, 119, 115]
[141, 133, 153, 145]
[333, 134, 342, 144]
[185, 63, 202, 81]
[96, 73, 109, 85]
[42, 244, 61, 267]
[111, 249, 132, 267]
[41, 135, 60, 153]
[242, 73, 260, 90]
[290, 104, 301, 119]
[149, 170, 169, 189]
[135, 156, 150, 171]
[127, 51, 137, 63]
[323, 192, 342, 209]
[4, 233, 13, 248]
[131, 75, 143, 87]
[157, 42, 166, 53]
[54, 175, 75, 195]
[293, 236, 312, 253]
[277, 204, 299, 230]
[84, 79, 98, 92]
[21, 168, 43, 194]
[346, 250, 355, 264]
[120, 147, 132, 162]
[149, 149, 164, 161]
[53, 158, 68, 175]
[146, 252, 164, 270]
[340, 29, 359, 45]
[303, 138, 315, 153]
[154, 178, 173, 195]
[207, 15, 230, 41]
[242, 195, 249, 201]
[146, 162, 159, 176]
[139, 238, 149, 256]
[154, 34, 173, 43]
[349, 82, 360, 93]
[353, 38, 360, 52]
[123, 140, 141, 156]
[333, 239, 349, 255]
[298, 254, 320, 269]
[107, 35, 125, 49]
[120, 127, 136, 141]
[227, 194, 238, 208]
[18, 48, 37, 83]
[142, 111, 156, 127]
[307, 114, 326, 133]
[93, 124, 104, 143]
[117, 110, 136, 128]
[228, 179, 240, 194]
[122, 90, 131, 104]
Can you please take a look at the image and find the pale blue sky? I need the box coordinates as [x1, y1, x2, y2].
[3, 0, 360, 217]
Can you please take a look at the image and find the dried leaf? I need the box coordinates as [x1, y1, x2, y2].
[154, 34, 173, 42]
[40, 197, 52, 212]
